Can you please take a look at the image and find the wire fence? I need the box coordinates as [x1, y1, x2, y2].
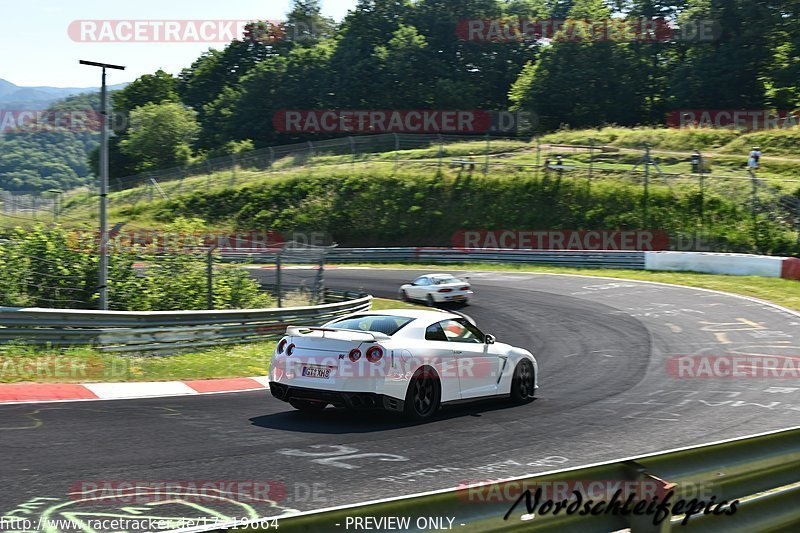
[3, 133, 800, 254]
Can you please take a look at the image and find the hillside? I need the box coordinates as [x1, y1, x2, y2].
[51, 129, 800, 257]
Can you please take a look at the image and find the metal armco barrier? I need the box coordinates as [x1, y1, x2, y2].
[0, 292, 371, 353]
[220, 248, 647, 270]
[231, 426, 800, 533]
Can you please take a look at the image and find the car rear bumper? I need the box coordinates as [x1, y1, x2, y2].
[269, 382, 404, 412]
[433, 290, 473, 303]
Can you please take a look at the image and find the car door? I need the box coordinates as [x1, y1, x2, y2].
[440, 318, 504, 399]
[409, 277, 430, 301]
[422, 322, 461, 402]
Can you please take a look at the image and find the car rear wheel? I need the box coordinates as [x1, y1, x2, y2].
[426, 294, 435, 307]
[510, 360, 536, 403]
[289, 399, 327, 412]
[404, 368, 440, 420]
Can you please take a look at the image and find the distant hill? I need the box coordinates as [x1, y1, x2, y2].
[0, 78, 128, 109]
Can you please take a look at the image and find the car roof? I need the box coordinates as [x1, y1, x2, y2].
[418, 273, 459, 279]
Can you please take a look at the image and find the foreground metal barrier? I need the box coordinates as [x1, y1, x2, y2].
[0, 292, 371, 353]
[229, 426, 800, 533]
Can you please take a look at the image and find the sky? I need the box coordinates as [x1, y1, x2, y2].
[3, 0, 358, 88]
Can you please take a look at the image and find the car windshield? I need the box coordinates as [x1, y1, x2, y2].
[328, 315, 414, 336]
[431, 276, 461, 285]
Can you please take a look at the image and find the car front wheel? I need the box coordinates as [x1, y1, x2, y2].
[510, 360, 536, 403]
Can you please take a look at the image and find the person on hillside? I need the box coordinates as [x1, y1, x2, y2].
[748, 147, 761, 170]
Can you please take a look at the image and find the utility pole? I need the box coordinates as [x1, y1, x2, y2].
[80, 60, 125, 311]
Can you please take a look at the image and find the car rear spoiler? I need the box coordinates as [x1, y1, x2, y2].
[285, 326, 391, 342]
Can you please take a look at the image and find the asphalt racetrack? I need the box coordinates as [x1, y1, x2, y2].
[1, 268, 798, 531]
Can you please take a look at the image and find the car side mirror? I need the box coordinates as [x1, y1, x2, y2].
[485, 334, 496, 345]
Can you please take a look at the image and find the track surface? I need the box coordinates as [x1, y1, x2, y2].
[1, 269, 799, 530]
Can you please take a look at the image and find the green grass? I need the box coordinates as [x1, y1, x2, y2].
[0, 297, 413, 384]
[330, 263, 800, 312]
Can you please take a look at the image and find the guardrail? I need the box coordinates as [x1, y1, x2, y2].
[230, 425, 800, 533]
[221, 248, 648, 270]
[0, 291, 371, 353]
[224, 248, 800, 279]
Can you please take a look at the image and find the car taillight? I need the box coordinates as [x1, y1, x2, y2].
[286, 343, 296, 356]
[460, 286, 470, 291]
[349, 349, 362, 362]
[277, 339, 288, 353]
[438, 288, 453, 293]
[366, 346, 383, 363]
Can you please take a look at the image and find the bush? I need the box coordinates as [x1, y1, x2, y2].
[0, 221, 272, 310]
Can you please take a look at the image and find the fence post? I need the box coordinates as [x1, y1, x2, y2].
[276, 254, 283, 308]
[697, 151, 705, 231]
[269, 147, 275, 172]
[750, 169, 759, 251]
[484, 133, 490, 175]
[231, 154, 237, 185]
[349, 136, 356, 170]
[588, 138, 595, 180]
[535, 136, 541, 180]
[394, 133, 400, 173]
[438, 134, 444, 172]
[642, 145, 650, 229]
[207, 246, 217, 310]
[308, 141, 315, 166]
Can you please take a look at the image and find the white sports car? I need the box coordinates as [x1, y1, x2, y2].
[400, 273, 474, 306]
[268, 309, 538, 420]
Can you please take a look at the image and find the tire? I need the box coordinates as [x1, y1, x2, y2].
[404, 368, 441, 421]
[426, 294, 436, 307]
[289, 399, 327, 412]
[401, 289, 411, 302]
[510, 360, 536, 404]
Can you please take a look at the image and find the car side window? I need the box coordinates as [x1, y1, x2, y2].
[415, 277, 430, 286]
[425, 323, 448, 341]
[439, 319, 485, 344]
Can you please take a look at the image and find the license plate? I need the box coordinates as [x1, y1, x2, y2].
[302, 365, 332, 379]
[453, 295, 466, 300]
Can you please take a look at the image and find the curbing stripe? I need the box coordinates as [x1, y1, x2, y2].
[0, 383, 99, 402]
[0, 377, 268, 405]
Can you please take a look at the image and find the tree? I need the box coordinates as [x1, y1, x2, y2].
[119, 103, 200, 171]
[510, 0, 643, 129]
